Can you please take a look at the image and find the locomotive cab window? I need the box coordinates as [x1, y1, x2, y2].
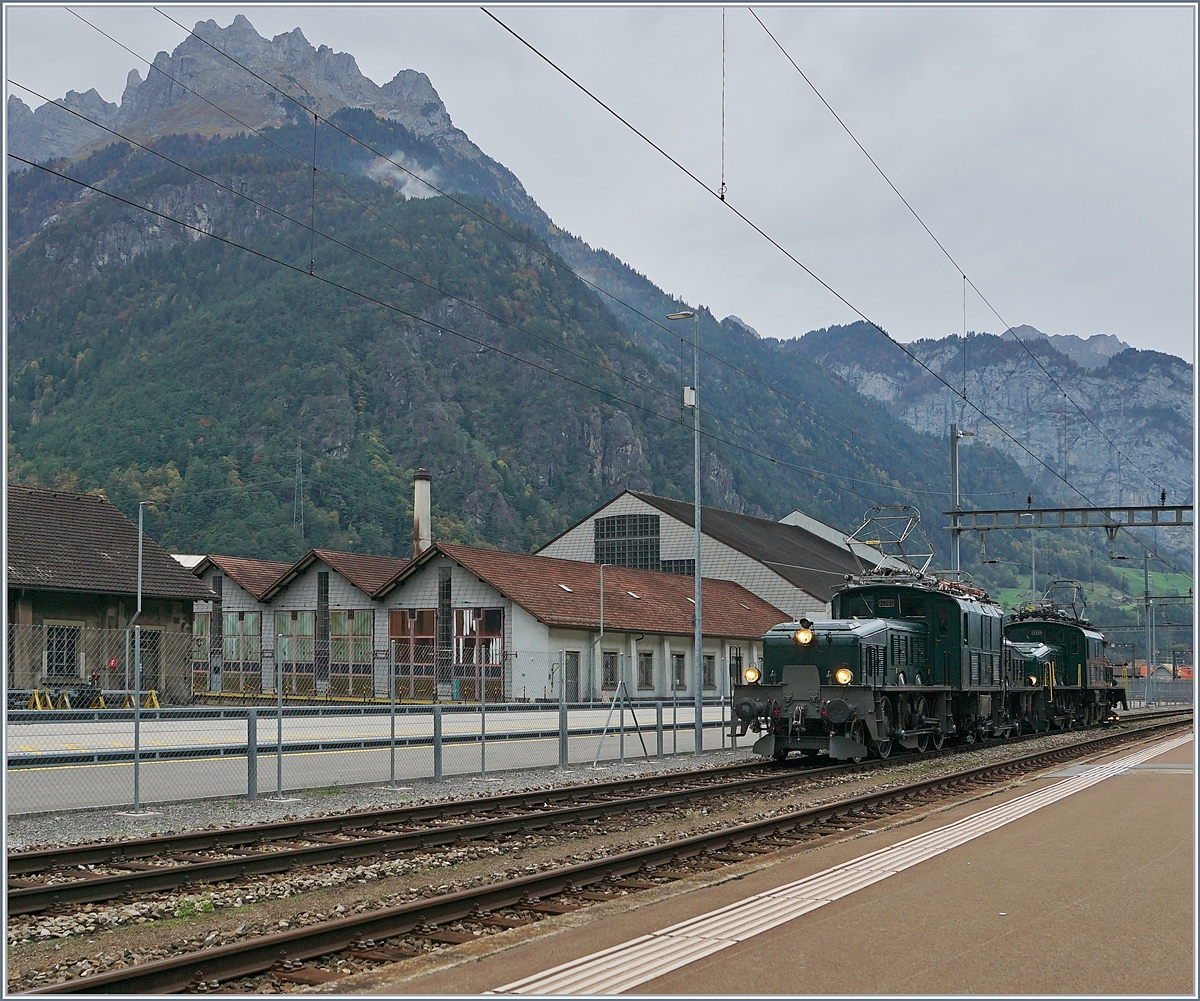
[843, 593, 874, 618]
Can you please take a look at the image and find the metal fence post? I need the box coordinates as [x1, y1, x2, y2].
[388, 640, 397, 789]
[246, 708, 258, 800]
[480, 664, 487, 778]
[275, 633, 284, 800]
[559, 701, 569, 767]
[133, 624, 142, 813]
[721, 696, 727, 750]
[656, 701, 664, 759]
[433, 704, 443, 781]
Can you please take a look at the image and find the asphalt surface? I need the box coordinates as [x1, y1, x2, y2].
[329, 730, 1194, 996]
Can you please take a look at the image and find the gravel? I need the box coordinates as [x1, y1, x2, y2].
[5, 746, 757, 851]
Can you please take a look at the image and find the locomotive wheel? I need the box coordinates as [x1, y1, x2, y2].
[774, 747, 791, 762]
[915, 733, 931, 753]
[930, 730, 945, 750]
[873, 737, 892, 759]
[963, 729, 976, 745]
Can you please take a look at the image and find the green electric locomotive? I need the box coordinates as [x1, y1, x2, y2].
[731, 573, 1123, 762]
[1005, 582, 1125, 727]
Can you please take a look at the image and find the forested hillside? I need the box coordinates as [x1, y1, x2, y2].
[8, 114, 1025, 562]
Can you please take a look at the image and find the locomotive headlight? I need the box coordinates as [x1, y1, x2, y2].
[834, 666, 853, 686]
[743, 666, 761, 684]
[793, 628, 814, 646]
[1027, 674, 1039, 687]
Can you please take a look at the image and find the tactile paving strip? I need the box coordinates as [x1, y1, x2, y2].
[493, 732, 1193, 995]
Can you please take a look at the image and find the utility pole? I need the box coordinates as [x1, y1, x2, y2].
[1144, 553, 1153, 704]
[949, 424, 975, 572]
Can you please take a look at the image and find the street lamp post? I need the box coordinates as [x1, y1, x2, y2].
[668, 309, 703, 754]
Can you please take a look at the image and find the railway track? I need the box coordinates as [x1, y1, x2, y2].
[17, 711, 1190, 995]
[10, 709, 1186, 916]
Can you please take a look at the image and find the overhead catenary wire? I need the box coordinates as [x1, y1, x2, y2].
[138, 6, 886, 451]
[481, 6, 1181, 568]
[747, 6, 1171, 500]
[60, 9, 975, 487]
[33, 14, 1135, 518]
[17, 26, 1176, 576]
[12, 152, 962, 510]
[719, 7, 727, 201]
[13, 63, 1035, 520]
[11, 83, 928, 497]
[72, 7, 1182, 564]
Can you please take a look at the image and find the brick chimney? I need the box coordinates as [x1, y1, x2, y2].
[413, 469, 432, 557]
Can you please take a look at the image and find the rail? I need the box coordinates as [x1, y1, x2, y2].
[22, 712, 1190, 994]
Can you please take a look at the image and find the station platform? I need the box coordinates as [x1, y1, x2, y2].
[327, 731, 1194, 996]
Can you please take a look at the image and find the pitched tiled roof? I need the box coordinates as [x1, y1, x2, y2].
[6, 485, 214, 600]
[193, 555, 292, 601]
[383, 543, 789, 639]
[630, 492, 865, 603]
[263, 548, 410, 600]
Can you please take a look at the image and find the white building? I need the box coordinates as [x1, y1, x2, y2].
[376, 542, 788, 702]
[186, 541, 786, 703]
[536, 490, 894, 620]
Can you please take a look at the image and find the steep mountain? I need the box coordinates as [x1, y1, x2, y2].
[7, 114, 1032, 564]
[6, 15, 1186, 605]
[791, 323, 1192, 515]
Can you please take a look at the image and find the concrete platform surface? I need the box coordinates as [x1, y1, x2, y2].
[331, 732, 1194, 996]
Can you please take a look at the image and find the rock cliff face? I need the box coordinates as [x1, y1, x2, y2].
[791, 322, 1192, 513]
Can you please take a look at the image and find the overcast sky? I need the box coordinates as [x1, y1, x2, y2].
[5, 4, 1196, 360]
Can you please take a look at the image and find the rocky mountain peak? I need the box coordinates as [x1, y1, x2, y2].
[1001, 324, 1131, 369]
[7, 14, 459, 166]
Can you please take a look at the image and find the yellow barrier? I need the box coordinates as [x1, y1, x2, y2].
[27, 690, 53, 710]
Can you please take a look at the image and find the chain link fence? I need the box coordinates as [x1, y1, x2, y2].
[7, 622, 195, 709]
[7, 632, 737, 815]
[1123, 677, 1193, 708]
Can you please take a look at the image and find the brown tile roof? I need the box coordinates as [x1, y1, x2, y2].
[383, 543, 789, 639]
[6, 484, 214, 600]
[262, 548, 411, 600]
[193, 555, 292, 601]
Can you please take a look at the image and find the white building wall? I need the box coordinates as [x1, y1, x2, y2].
[538, 493, 827, 619]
